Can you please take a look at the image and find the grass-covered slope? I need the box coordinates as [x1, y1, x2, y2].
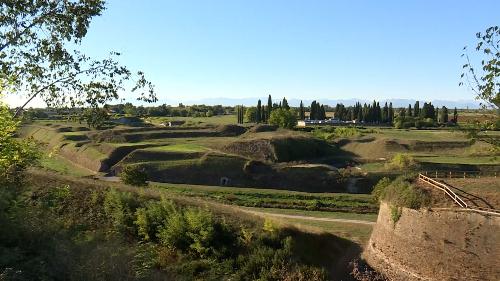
[0, 168, 362, 280]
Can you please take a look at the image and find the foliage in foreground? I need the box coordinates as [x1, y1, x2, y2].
[0, 175, 332, 281]
[0, 103, 38, 183]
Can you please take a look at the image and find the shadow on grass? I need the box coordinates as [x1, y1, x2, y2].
[281, 227, 362, 281]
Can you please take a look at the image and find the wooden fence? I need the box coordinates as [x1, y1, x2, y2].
[418, 173, 500, 215]
[418, 173, 468, 208]
[421, 170, 498, 179]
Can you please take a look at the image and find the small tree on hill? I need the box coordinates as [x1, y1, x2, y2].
[121, 165, 148, 187]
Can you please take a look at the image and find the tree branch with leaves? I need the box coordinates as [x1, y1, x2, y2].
[460, 26, 499, 110]
[0, 0, 157, 125]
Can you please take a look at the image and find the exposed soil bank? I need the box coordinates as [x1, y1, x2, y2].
[363, 202, 500, 281]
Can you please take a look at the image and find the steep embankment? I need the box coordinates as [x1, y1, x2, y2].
[363, 202, 500, 281]
[339, 137, 472, 161]
[223, 135, 336, 162]
[20, 125, 156, 172]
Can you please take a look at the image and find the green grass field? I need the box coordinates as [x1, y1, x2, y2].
[150, 143, 209, 152]
[39, 153, 96, 177]
[146, 115, 236, 126]
[275, 217, 374, 244]
[416, 155, 500, 165]
[245, 207, 378, 221]
[370, 128, 467, 141]
[153, 182, 378, 213]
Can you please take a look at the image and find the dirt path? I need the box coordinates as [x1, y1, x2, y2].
[239, 208, 375, 225]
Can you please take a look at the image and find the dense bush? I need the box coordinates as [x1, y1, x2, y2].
[385, 153, 418, 170]
[269, 108, 297, 129]
[134, 198, 175, 241]
[120, 165, 148, 186]
[372, 175, 431, 209]
[312, 126, 362, 140]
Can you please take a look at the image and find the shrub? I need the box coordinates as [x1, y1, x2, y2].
[390, 205, 402, 224]
[263, 218, 277, 233]
[158, 210, 190, 251]
[414, 120, 424, 129]
[371, 177, 391, 202]
[386, 153, 417, 170]
[134, 198, 175, 241]
[104, 189, 138, 233]
[312, 126, 361, 140]
[120, 165, 148, 186]
[334, 127, 362, 138]
[379, 175, 431, 209]
[158, 207, 237, 259]
[235, 234, 327, 281]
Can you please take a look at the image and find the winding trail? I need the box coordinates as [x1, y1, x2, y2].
[239, 208, 375, 225]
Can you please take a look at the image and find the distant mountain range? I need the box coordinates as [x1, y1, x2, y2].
[161, 97, 482, 109]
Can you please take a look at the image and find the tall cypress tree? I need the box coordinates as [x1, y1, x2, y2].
[256, 100, 261, 123]
[440, 106, 448, 123]
[267, 95, 272, 118]
[383, 102, 389, 123]
[407, 104, 412, 117]
[388, 102, 394, 123]
[310, 101, 317, 120]
[453, 107, 458, 123]
[414, 101, 420, 117]
[299, 100, 305, 120]
[282, 97, 289, 110]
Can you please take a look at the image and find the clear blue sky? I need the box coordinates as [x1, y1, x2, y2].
[74, 1, 500, 104]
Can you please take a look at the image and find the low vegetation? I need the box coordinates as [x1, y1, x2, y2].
[372, 175, 431, 210]
[312, 126, 362, 140]
[385, 153, 418, 170]
[0, 169, 358, 281]
[120, 165, 149, 186]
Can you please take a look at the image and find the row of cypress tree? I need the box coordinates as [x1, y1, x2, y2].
[244, 97, 458, 125]
[334, 101, 395, 123]
[400, 102, 458, 123]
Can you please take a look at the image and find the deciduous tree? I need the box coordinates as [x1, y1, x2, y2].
[0, 0, 157, 121]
